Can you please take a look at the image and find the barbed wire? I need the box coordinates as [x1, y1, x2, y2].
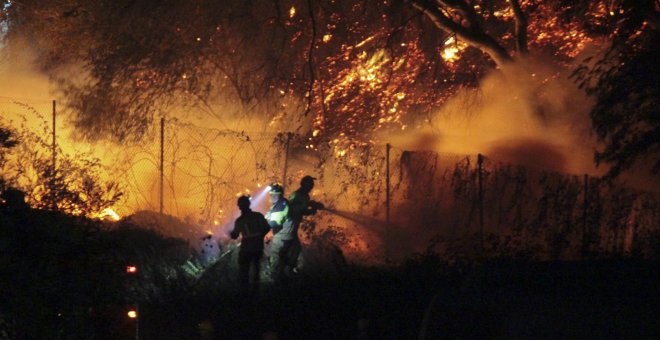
[2, 97, 658, 258]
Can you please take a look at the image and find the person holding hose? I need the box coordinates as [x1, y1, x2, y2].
[270, 175, 324, 283]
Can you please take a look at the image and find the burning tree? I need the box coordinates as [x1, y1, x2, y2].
[0, 0, 657, 174]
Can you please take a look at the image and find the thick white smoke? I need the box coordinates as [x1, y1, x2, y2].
[386, 56, 600, 176]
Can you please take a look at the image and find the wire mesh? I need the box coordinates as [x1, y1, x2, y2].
[1, 96, 658, 261]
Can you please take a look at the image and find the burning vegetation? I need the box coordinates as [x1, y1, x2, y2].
[0, 0, 658, 257]
[1, 0, 655, 149]
[0, 110, 122, 219]
[0, 0, 658, 234]
[1, 2, 660, 338]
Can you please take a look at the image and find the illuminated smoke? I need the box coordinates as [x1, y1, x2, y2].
[249, 185, 272, 209]
[383, 57, 600, 176]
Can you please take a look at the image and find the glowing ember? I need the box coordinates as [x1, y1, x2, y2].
[441, 36, 467, 63]
[441, 46, 460, 62]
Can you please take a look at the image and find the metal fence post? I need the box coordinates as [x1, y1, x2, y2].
[160, 117, 164, 215]
[386, 143, 391, 226]
[51, 99, 57, 210]
[582, 174, 589, 258]
[478, 153, 484, 254]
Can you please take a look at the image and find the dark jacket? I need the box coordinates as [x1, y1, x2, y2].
[278, 190, 313, 241]
[231, 210, 270, 253]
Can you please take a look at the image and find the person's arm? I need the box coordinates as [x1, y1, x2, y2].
[305, 200, 324, 215]
[289, 192, 316, 218]
[230, 219, 241, 239]
[260, 213, 271, 236]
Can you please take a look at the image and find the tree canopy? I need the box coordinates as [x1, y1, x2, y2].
[1, 0, 658, 175]
[574, 14, 659, 178]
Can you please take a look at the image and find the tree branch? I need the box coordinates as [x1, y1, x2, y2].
[410, 0, 512, 66]
[303, 0, 317, 116]
[509, 0, 528, 55]
[438, 0, 484, 32]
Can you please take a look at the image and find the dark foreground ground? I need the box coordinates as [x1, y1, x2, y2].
[137, 259, 659, 340]
[2, 209, 658, 339]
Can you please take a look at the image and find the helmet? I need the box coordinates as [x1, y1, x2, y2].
[269, 183, 284, 195]
[237, 195, 251, 209]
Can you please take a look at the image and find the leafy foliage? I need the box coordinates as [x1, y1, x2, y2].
[0, 125, 18, 190]
[2, 0, 648, 150]
[0, 106, 122, 216]
[569, 0, 659, 178]
[574, 27, 659, 178]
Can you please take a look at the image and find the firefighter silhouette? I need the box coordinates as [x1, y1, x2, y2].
[230, 195, 270, 297]
[270, 175, 324, 283]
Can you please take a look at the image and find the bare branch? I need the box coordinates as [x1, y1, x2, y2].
[410, 0, 512, 66]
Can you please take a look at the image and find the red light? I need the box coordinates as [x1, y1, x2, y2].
[126, 266, 137, 273]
